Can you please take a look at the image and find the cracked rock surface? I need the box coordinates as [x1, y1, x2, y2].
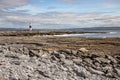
[0, 44, 120, 80]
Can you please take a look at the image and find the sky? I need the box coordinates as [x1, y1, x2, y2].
[0, 0, 120, 29]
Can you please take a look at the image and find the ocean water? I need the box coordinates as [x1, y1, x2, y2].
[54, 29, 120, 38]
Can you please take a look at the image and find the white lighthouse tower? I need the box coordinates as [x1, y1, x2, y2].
[29, 23, 32, 31]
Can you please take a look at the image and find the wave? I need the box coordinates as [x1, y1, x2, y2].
[109, 32, 117, 34]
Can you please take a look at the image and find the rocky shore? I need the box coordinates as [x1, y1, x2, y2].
[0, 44, 120, 80]
[0, 30, 105, 36]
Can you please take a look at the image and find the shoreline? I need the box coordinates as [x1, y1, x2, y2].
[0, 36, 119, 56]
[0, 30, 107, 36]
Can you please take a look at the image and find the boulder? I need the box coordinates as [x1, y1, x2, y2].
[71, 50, 77, 55]
[66, 49, 72, 54]
[94, 62, 101, 67]
[58, 49, 72, 56]
[38, 50, 44, 57]
[73, 64, 91, 78]
[10, 60, 21, 65]
[84, 58, 93, 65]
[0, 45, 120, 80]
[8, 45, 24, 54]
[102, 66, 114, 77]
[59, 54, 66, 59]
[92, 61, 102, 71]
[9, 67, 28, 80]
[105, 55, 117, 64]
[5, 52, 20, 59]
[23, 47, 29, 55]
[51, 55, 59, 61]
[38, 50, 49, 58]
[62, 59, 73, 65]
[29, 50, 40, 57]
[0, 73, 6, 80]
[79, 48, 88, 53]
[89, 54, 99, 60]
[115, 68, 120, 77]
[95, 57, 111, 64]
[41, 54, 49, 59]
[76, 51, 89, 58]
[73, 58, 82, 65]
[88, 67, 104, 75]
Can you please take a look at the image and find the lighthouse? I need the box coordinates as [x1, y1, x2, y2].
[29, 23, 32, 31]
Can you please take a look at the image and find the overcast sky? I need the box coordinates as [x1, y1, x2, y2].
[0, 0, 120, 29]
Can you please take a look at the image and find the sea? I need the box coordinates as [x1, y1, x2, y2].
[54, 27, 120, 38]
[0, 27, 120, 38]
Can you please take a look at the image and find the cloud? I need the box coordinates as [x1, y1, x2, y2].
[0, 0, 28, 9]
[60, 0, 74, 2]
[58, 0, 79, 3]
[93, 14, 120, 27]
[104, 0, 120, 8]
[0, 9, 120, 29]
[0, 0, 120, 29]
[59, 0, 120, 7]
[108, 0, 120, 3]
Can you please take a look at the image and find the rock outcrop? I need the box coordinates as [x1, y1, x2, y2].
[0, 44, 120, 80]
